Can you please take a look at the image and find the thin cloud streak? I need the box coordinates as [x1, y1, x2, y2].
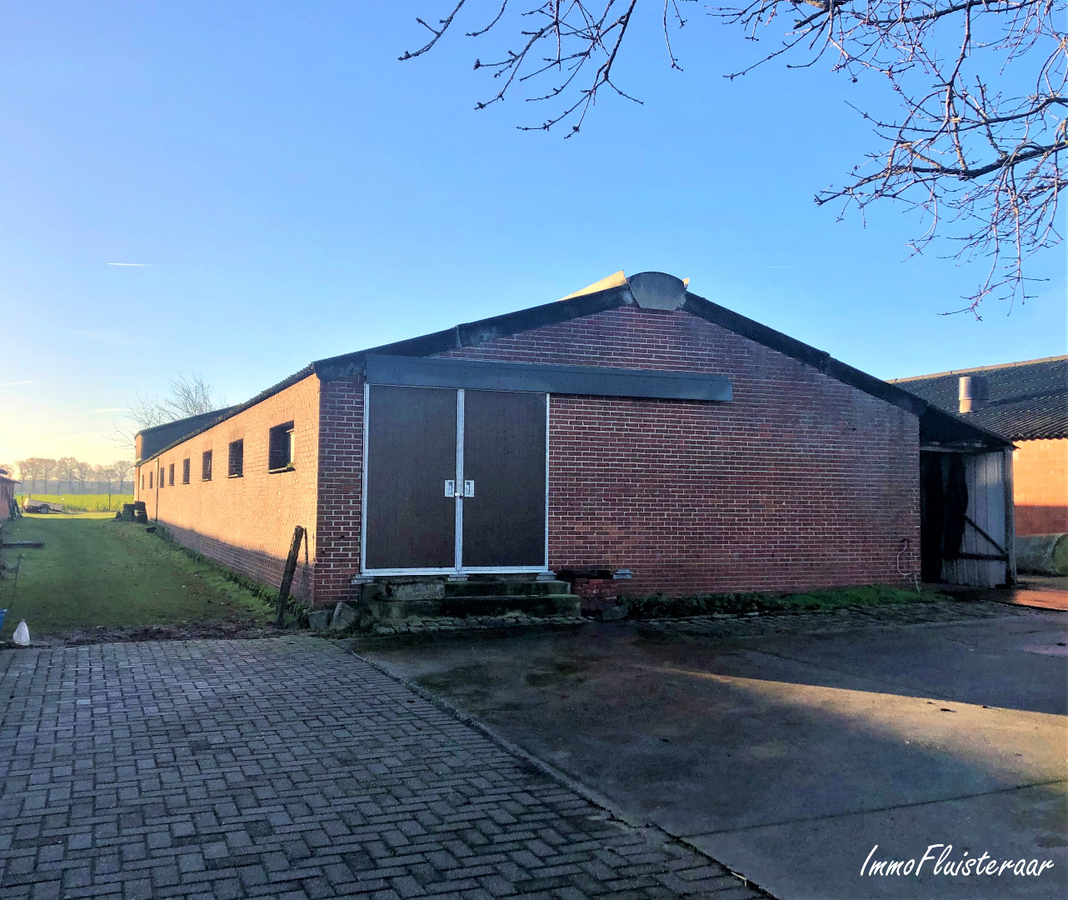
[0, 380, 33, 387]
[92, 407, 128, 413]
[107, 262, 153, 267]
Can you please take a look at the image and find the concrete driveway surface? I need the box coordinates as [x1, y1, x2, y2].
[0, 636, 758, 900]
[359, 603, 1068, 900]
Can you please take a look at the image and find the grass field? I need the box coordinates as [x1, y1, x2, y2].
[17, 493, 134, 512]
[0, 514, 273, 638]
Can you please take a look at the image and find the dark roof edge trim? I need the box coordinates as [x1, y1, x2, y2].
[312, 285, 634, 381]
[919, 404, 1013, 450]
[366, 355, 732, 402]
[136, 365, 316, 466]
[681, 292, 929, 418]
[136, 407, 241, 439]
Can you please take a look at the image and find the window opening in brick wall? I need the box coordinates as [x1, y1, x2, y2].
[182, 458, 190, 484]
[228, 439, 244, 477]
[140, 473, 144, 490]
[148, 471, 153, 489]
[202, 450, 213, 481]
[158, 468, 163, 489]
[168, 463, 175, 486]
[268, 421, 295, 472]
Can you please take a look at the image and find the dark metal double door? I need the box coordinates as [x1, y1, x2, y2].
[364, 385, 547, 573]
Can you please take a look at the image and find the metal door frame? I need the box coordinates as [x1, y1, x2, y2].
[360, 382, 549, 576]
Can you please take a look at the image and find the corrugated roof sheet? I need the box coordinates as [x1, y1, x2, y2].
[891, 356, 1068, 441]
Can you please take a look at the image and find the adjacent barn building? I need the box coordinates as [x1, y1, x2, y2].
[134, 273, 1013, 608]
[894, 356, 1067, 538]
[0, 468, 18, 520]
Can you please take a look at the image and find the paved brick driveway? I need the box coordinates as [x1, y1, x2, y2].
[0, 637, 757, 899]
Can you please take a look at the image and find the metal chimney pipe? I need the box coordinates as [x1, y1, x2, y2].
[959, 374, 989, 413]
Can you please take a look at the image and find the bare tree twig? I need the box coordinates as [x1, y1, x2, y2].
[399, 0, 1066, 314]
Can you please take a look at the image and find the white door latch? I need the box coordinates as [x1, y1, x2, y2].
[444, 480, 455, 497]
[464, 480, 475, 497]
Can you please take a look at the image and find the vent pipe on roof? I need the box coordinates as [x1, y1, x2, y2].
[959, 374, 989, 413]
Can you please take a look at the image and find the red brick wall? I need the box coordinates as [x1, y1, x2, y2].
[1013, 438, 1068, 535]
[314, 377, 364, 602]
[135, 375, 320, 600]
[309, 304, 921, 604]
[437, 306, 920, 596]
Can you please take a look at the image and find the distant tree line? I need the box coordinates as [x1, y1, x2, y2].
[5, 458, 134, 495]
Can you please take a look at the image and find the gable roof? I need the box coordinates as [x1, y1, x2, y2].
[892, 356, 1068, 441]
[136, 273, 1010, 464]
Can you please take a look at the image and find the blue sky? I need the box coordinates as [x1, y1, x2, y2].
[1, 1, 1064, 467]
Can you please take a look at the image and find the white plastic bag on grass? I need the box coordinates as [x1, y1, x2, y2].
[12, 620, 30, 647]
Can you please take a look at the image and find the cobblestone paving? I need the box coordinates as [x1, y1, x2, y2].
[0, 637, 761, 899]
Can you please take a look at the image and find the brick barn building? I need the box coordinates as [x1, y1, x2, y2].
[134, 272, 1013, 608]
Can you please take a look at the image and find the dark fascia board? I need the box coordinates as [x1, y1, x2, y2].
[136, 366, 315, 466]
[919, 404, 1013, 451]
[366, 355, 732, 402]
[312, 285, 634, 382]
[681, 292, 930, 418]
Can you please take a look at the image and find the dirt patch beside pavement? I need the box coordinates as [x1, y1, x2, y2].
[2, 620, 293, 648]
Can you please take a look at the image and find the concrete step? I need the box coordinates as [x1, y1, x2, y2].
[368, 593, 582, 621]
[444, 580, 571, 597]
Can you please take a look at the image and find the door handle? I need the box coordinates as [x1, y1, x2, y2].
[444, 480, 455, 497]
[464, 480, 475, 498]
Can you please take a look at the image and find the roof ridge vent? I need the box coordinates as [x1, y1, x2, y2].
[627, 272, 689, 310]
[558, 271, 691, 307]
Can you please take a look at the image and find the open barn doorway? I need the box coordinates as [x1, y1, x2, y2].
[920, 449, 1013, 587]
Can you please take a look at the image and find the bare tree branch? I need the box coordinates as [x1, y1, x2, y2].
[400, 0, 1066, 315]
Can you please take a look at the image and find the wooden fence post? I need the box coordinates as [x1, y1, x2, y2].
[276, 525, 306, 626]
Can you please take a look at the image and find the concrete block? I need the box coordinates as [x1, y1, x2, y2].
[330, 602, 361, 632]
[307, 610, 330, 631]
[389, 581, 445, 603]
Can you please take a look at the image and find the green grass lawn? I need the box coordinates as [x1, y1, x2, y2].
[0, 514, 273, 638]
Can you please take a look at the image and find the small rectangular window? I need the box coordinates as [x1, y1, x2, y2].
[202, 450, 213, 481]
[158, 468, 162, 489]
[148, 471, 153, 489]
[228, 439, 244, 477]
[182, 458, 190, 484]
[140, 473, 144, 490]
[268, 422, 295, 472]
[168, 463, 175, 486]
